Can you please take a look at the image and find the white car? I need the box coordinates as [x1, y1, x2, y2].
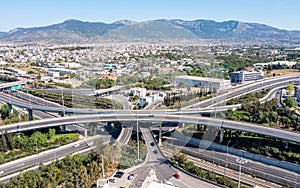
[0, 170, 4, 175]
[87, 141, 94, 146]
[73, 143, 80, 147]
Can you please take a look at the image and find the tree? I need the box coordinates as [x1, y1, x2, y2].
[286, 84, 294, 95]
[4, 132, 14, 150]
[0, 133, 8, 152]
[284, 97, 296, 108]
[1, 104, 10, 120]
[132, 95, 139, 101]
[78, 166, 90, 188]
[47, 128, 56, 139]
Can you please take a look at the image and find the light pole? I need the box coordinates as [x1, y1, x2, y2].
[224, 140, 231, 176]
[102, 154, 105, 179]
[236, 157, 247, 188]
[295, 173, 298, 188]
[136, 113, 140, 162]
[61, 90, 65, 116]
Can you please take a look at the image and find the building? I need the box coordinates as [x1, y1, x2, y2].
[129, 87, 147, 97]
[48, 71, 60, 77]
[3, 68, 26, 76]
[230, 70, 264, 83]
[48, 68, 76, 76]
[295, 85, 300, 102]
[174, 75, 230, 91]
[139, 96, 152, 106]
[253, 61, 297, 67]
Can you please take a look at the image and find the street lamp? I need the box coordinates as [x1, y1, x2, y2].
[236, 157, 247, 188]
[224, 140, 231, 176]
[136, 113, 140, 162]
[295, 173, 298, 188]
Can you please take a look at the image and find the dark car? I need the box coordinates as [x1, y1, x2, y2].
[108, 178, 116, 183]
[150, 142, 155, 146]
[174, 172, 180, 179]
[127, 173, 134, 180]
[114, 171, 124, 178]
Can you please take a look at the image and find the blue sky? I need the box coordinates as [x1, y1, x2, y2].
[0, 0, 299, 31]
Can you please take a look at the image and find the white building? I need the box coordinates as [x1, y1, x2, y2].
[254, 61, 297, 67]
[129, 87, 147, 97]
[230, 70, 264, 83]
[174, 75, 230, 91]
[48, 71, 60, 77]
[48, 68, 76, 76]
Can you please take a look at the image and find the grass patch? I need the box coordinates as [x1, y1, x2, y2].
[50, 133, 79, 142]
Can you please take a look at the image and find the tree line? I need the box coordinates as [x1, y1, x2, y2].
[0, 104, 29, 125]
[226, 99, 300, 131]
[0, 129, 79, 165]
[0, 138, 147, 188]
[164, 90, 210, 107]
[28, 90, 123, 109]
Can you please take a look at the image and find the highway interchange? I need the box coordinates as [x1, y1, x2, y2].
[0, 74, 300, 187]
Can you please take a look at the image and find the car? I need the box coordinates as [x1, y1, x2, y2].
[108, 178, 116, 183]
[150, 142, 155, 146]
[114, 171, 124, 178]
[148, 115, 154, 118]
[127, 173, 134, 180]
[0, 170, 4, 175]
[174, 172, 180, 179]
[87, 142, 94, 146]
[153, 150, 158, 154]
[73, 143, 80, 147]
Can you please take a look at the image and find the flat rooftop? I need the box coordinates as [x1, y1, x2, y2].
[175, 75, 228, 83]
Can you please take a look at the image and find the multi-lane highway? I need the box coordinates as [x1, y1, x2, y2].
[184, 73, 300, 109]
[1, 74, 299, 116]
[1, 74, 300, 187]
[1, 113, 300, 144]
[0, 135, 112, 182]
[165, 137, 300, 187]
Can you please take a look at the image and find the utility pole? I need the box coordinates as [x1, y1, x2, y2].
[137, 113, 140, 162]
[102, 154, 105, 179]
[61, 90, 65, 116]
[236, 157, 247, 188]
[224, 140, 231, 176]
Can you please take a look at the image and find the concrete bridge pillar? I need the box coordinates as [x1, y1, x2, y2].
[62, 125, 67, 132]
[8, 104, 13, 114]
[158, 123, 162, 146]
[59, 111, 65, 117]
[219, 128, 224, 143]
[28, 109, 33, 121]
[84, 128, 88, 137]
[178, 122, 185, 128]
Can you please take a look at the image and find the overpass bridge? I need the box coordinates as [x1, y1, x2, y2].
[1, 114, 299, 144]
[0, 80, 26, 91]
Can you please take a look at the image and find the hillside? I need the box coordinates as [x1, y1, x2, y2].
[1, 19, 300, 43]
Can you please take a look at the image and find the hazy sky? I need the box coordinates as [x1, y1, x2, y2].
[0, 0, 299, 31]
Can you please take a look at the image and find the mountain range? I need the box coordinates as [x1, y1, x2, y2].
[1, 19, 300, 43]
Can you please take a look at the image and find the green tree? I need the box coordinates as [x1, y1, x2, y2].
[1, 104, 10, 120]
[47, 128, 56, 139]
[78, 166, 90, 188]
[132, 95, 139, 101]
[284, 97, 296, 108]
[0, 134, 8, 152]
[286, 84, 295, 95]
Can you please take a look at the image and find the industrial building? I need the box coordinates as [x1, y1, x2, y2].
[230, 70, 264, 83]
[174, 75, 230, 91]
